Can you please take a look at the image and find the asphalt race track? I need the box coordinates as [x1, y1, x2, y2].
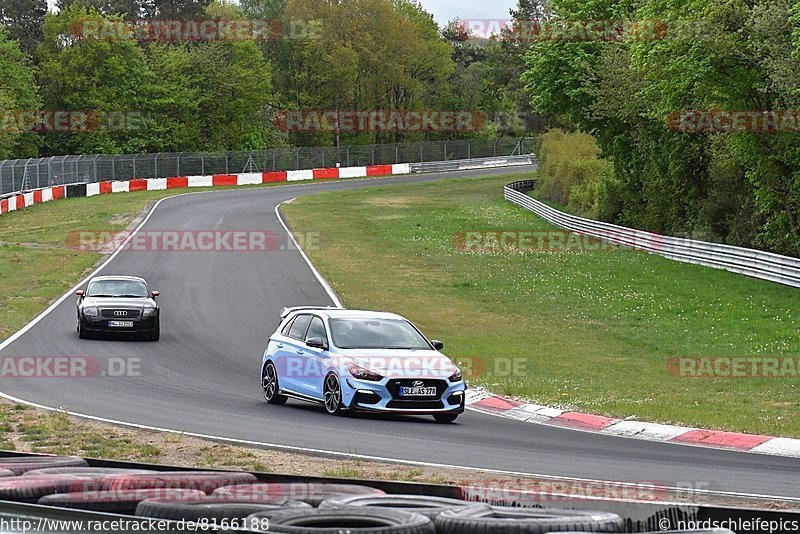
[1, 166, 798, 499]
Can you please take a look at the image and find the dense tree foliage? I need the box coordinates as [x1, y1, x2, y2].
[523, 0, 800, 255]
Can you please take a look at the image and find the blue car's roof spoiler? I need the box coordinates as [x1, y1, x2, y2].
[279, 306, 344, 319]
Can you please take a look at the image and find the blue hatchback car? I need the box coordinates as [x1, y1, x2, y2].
[261, 307, 466, 423]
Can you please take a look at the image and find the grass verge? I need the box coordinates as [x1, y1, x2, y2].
[282, 173, 800, 437]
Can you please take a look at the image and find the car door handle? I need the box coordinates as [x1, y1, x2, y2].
[296, 349, 304, 355]
[276, 344, 283, 349]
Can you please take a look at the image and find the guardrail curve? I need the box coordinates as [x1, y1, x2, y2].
[505, 180, 800, 288]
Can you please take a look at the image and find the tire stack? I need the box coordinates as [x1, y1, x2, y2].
[0, 456, 738, 534]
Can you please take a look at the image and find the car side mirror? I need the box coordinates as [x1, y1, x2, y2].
[431, 340, 444, 351]
[75, 290, 85, 297]
[306, 337, 328, 350]
[151, 291, 160, 297]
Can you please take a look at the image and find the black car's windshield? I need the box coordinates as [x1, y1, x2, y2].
[329, 318, 431, 350]
[87, 280, 149, 298]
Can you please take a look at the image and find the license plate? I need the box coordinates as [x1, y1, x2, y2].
[108, 321, 134, 328]
[399, 386, 437, 397]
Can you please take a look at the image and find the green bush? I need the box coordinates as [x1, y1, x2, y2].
[536, 129, 618, 219]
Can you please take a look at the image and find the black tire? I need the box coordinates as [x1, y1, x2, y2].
[78, 322, 89, 339]
[0, 456, 88, 476]
[24, 467, 154, 479]
[101, 471, 257, 493]
[150, 319, 160, 341]
[213, 482, 385, 507]
[319, 494, 490, 520]
[263, 362, 288, 405]
[435, 506, 624, 534]
[39, 488, 205, 514]
[136, 495, 310, 522]
[0, 476, 98, 503]
[323, 373, 343, 415]
[247, 508, 435, 534]
[433, 413, 459, 424]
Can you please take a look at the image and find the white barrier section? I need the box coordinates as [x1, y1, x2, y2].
[111, 181, 130, 193]
[23, 193, 34, 206]
[392, 163, 411, 175]
[42, 188, 53, 202]
[339, 166, 367, 178]
[237, 173, 262, 186]
[188, 175, 213, 188]
[86, 183, 101, 197]
[287, 170, 313, 182]
[7, 196, 16, 211]
[147, 178, 167, 191]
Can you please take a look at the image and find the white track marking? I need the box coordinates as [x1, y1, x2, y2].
[275, 199, 342, 307]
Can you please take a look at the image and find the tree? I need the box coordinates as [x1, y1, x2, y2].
[0, 0, 47, 56]
[0, 29, 41, 159]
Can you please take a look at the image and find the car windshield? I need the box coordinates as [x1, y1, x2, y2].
[87, 280, 149, 298]
[329, 318, 431, 350]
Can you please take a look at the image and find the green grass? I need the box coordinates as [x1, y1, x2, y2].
[6, 405, 161, 461]
[282, 173, 800, 437]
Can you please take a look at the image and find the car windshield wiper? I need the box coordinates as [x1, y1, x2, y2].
[88, 294, 114, 297]
[117, 294, 146, 298]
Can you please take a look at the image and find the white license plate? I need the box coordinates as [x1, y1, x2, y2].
[399, 386, 437, 397]
[108, 321, 134, 328]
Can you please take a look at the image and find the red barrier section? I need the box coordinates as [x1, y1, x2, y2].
[0, 199, 7, 214]
[129, 180, 148, 192]
[366, 165, 393, 176]
[33, 190, 43, 204]
[100, 182, 113, 195]
[52, 186, 65, 200]
[167, 177, 189, 189]
[15, 195, 25, 209]
[212, 174, 238, 187]
[313, 168, 339, 179]
[263, 171, 288, 183]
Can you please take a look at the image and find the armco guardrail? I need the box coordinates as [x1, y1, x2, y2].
[505, 180, 800, 288]
[410, 154, 534, 173]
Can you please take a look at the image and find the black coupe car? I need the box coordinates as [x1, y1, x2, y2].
[76, 275, 160, 340]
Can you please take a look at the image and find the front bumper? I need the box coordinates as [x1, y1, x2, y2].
[342, 376, 466, 414]
[81, 316, 158, 334]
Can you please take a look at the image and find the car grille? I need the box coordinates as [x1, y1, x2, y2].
[386, 400, 444, 410]
[386, 379, 447, 400]
[100, 309, 141, 319]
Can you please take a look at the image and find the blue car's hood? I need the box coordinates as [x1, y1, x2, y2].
[334, 348, 459, 379]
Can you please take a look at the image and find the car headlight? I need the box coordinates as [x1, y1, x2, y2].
[448, 369, 463, 382]
[142, 308, 157, 318]
[346, 362, 383, 382]
[83, 306, 99, 318]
